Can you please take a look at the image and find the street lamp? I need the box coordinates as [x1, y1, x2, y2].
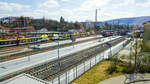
[54, 38, 61, 84]
[129, 39, 133, 81]
[53, 38, 60, 69]
[57, 40, 60, 65]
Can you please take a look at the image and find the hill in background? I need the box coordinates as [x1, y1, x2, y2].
[103, 16, 150, 26]
[81, 16, 150, 27]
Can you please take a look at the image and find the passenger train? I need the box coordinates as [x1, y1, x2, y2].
[0, 31, 90, 47]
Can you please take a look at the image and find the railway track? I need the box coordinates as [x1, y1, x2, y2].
[0, 37, 124, 82]
[24, 37, 125, 81]
[0, 37, 100, 62]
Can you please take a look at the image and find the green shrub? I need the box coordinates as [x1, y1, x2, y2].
[107, 63, 117, 74]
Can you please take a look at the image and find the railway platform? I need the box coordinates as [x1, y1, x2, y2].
[0, 35, 101, 62]
[0, 36, 122, 83]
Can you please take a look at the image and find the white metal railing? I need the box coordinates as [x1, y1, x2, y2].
[49, 40, 127, 84]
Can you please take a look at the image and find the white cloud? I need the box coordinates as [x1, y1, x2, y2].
[135, 0, 150, 7]
[61, 0, 70, 2]
[40, 0, 59, 8]
[34, 10, 49, 14]
[70, 0, 110, 21]
[49, 9, 74, 21]
[111, 0, 136, 8]
[21, 8, 74, 21]
[111, 0, 150, 8]
[60, 9, 73, 15]
[1, 0, 150, 22]
[81, 0, 110, 9]
[71, 0, 110, 21]
[0, 1, 30, 11]
[73, 7, 93, 12]
[109, 11, 136, 19]
[24, 9, 50, 18]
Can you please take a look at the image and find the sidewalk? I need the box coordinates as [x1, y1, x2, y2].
[99, 74, 150, 84]
[99, 75, 126, 84]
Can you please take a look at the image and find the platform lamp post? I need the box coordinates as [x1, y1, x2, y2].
[54, 37, 61, 84]
[129, 39, 133, 81]
[126, 34, 135, 83]
[57, 39, 60, 67]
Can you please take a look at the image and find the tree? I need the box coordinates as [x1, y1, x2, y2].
[66, 22, 75, 29]
[74, 21, 81, 29]
[60, 16, 65, 23]
[59, 16, 67, 31]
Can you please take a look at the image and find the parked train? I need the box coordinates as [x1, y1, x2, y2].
[0, 31, 90, 47]
[0, 35, 49, 47]
[101, 30, 116, 37]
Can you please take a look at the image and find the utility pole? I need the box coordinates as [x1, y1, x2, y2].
[134, 31, 138, 73]
[57, 38, 61, 84]
[95, 9, 98, 28]
[117, 20, 120, 35]
[112, 20, 114, 30]
[127, 22, 129, 33]
[95, 8, 100, 35]
[129, 39, 133, 81]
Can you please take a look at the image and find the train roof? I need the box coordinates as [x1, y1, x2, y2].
[0, 31, 71, 35]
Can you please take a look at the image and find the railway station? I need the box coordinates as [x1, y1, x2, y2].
[0, 16, 145, 84]
[1, 0, 150, 84]
[0, 34, 127, 84]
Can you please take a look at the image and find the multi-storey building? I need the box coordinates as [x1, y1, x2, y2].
[0, 16, 34, 33]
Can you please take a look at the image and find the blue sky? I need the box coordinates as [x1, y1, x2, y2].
[0, 0, 150, 22]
